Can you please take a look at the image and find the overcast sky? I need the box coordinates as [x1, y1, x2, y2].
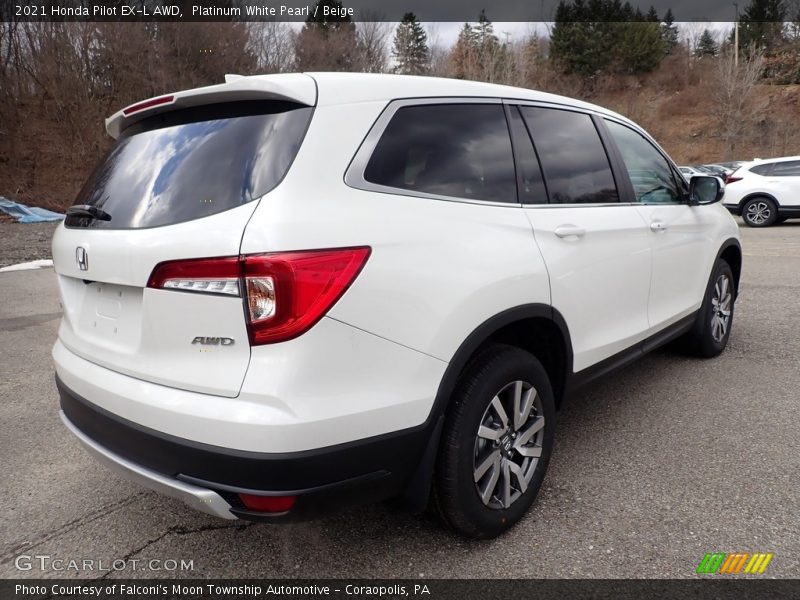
[424, 22, 734, 46]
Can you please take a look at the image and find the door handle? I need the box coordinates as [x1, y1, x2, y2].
[650, 221, 668, 232]
[554, 225, 586, 239]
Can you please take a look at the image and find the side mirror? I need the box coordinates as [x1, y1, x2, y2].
[688, 175, 725, 206]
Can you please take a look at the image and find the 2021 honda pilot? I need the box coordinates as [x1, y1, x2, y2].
[53, 73, 742, 538]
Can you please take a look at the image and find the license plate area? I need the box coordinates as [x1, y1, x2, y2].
[77, 281, 143, 348]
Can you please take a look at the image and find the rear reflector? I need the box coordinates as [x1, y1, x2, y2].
[239, 494, 297, 513]
[148, 247, 370, 345]
[122, 95, 175, 116]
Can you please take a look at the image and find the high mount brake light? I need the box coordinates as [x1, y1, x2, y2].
[122, 95, 175, 116]
[148, 247, 371, 345]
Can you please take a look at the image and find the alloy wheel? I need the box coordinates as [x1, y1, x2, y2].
[746, 201, 771, 225]
[710, 273, 732, 343]
[473, 380, 545, 509]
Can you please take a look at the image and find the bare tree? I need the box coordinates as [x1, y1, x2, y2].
[714, 45, 765, 154]
[682, 22, 710, 58]
[248, 21, 294, 73]
[356, 20, 391, 73]
[425, 24, 450, 77]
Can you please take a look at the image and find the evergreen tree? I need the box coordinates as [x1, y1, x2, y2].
[695, 29, 720, 57]
[451, 22, 479, 79]
[302, 0, 355, 32]
[475, 10, 499, 50]
[646, 6, 660, 22]
[661, 8, 679, 54]
[392, 13, 430, 75]
[474, 9, 504, 75]
[619, 22, 667, 72]
[449, 11, 512, 82]
[732, 0, 787, 54]
[550, 0, 666, 75]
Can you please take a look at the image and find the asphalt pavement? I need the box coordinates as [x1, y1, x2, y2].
[1, 221, 798, 579]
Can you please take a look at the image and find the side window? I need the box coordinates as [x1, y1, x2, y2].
[363, 103, 517, 203]
[604, 119, 680, 204]
[519, 106, 618, 204]
[506, 106, 548, 204]
[750, 163, 774, 176]
[772, 160, 800, 176]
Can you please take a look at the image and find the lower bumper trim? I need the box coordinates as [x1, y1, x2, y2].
[60, 411, 236, 520]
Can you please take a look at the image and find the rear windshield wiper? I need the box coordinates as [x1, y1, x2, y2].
[66, 205, 112, 221]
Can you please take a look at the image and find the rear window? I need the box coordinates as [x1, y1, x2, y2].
[66, 101, 313, 229]
[363, 104, 517, 203]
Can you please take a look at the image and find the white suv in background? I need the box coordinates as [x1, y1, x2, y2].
[53, 73, 741, 538]
[723, 156, 800, 226]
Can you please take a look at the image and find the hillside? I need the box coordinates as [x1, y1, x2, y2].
[2, 78, 799, 212]
[599, 82, 800, 165]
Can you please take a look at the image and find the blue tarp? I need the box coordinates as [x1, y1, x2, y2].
[0, 197, 65, 223]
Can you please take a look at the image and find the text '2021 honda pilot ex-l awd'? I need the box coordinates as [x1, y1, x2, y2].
[53, 73, 742, 538]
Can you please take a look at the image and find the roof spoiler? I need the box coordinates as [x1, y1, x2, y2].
[105, 73, 317, 138]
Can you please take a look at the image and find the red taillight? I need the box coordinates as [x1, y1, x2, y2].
[243, 247, 371, 345]
[148, 247, 370, 345]
[725, 176, 742, 184]
[122, 95, 175, 116]
[239, 494, 297, 513]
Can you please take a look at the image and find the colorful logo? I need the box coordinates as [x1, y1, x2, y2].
[696, 552, 774, 575]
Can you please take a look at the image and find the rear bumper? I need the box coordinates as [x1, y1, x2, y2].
[57, 376, 435, 521]
[60, 410, 236, 520]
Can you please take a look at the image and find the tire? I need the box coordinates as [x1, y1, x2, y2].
[777, 217, 788, 224]
[681, 260, 735, 358]
[433, 344, 555, 539]
[741, 197, 777, 227]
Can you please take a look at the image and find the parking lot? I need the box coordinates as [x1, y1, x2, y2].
[1, 220, 798, 579]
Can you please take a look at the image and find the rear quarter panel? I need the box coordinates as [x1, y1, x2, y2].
[240, 101, 551, 363]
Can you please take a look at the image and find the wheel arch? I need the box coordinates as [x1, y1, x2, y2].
[716, 238, 742, 295]
[432, 305, 574, 417]
[400, 304, 573, 512]
[739, 192, 780, 209]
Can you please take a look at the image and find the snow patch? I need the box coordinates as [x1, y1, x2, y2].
[0, 259, 54, 272]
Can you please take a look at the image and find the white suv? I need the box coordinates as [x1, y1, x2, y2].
[53, 73, 742, 538]
[722, 156, 800, 226]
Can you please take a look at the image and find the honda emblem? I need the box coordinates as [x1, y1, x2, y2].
[76, 247, 88, 271]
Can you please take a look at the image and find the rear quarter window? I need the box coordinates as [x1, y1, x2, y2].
[772, 160, 800, 176]
[66, 101, 313, 229]
[750, 163, 774, 176]
[362, 103, 517, 204]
